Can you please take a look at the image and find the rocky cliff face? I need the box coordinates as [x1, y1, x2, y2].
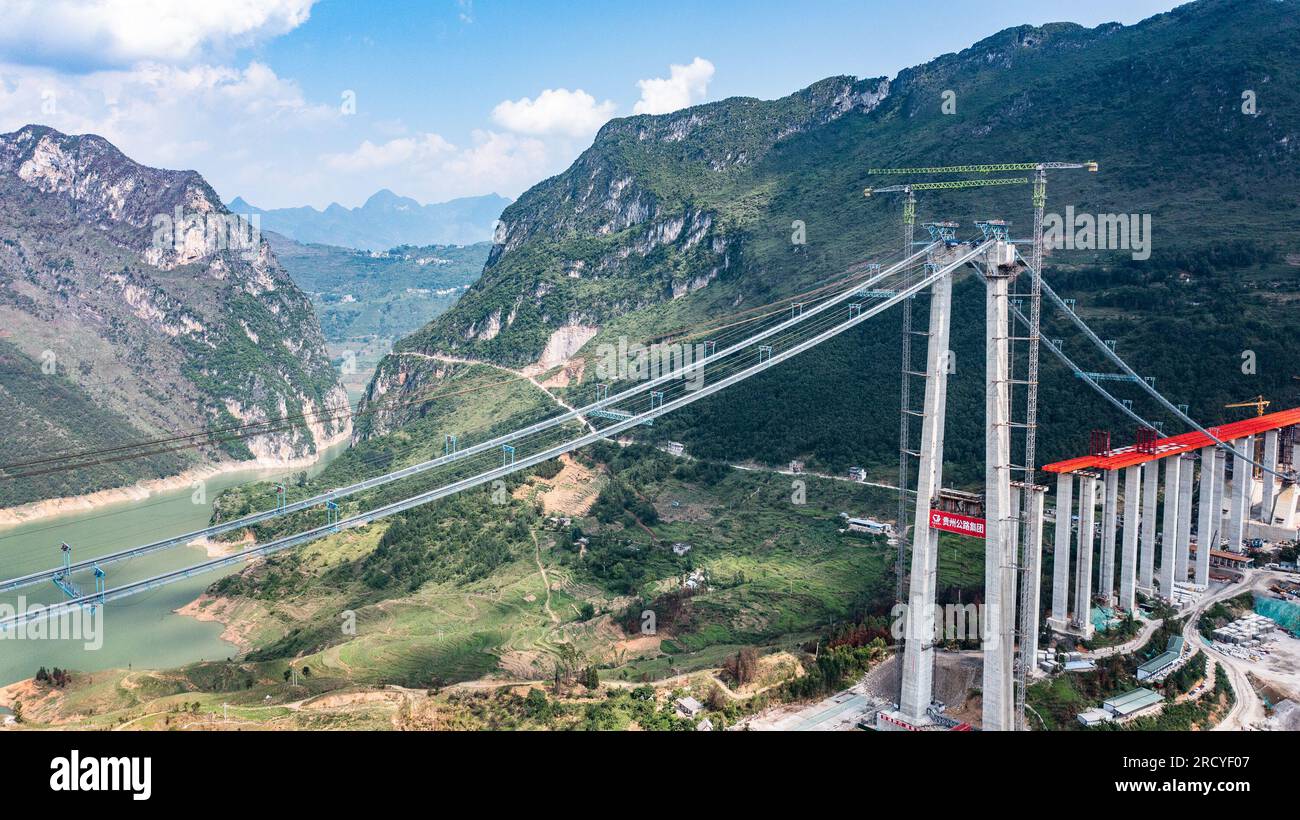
[0, 125, 349, 506]
[486, 75, 890, 262]
[354, 76, 890, 440]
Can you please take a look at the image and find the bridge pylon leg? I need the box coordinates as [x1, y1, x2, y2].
[981, 252, 1016, 732]
[898, 270, 953, 724]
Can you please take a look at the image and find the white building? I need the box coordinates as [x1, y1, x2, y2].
[847, 517, 890, 535]
[1077, 708, 1113, 727]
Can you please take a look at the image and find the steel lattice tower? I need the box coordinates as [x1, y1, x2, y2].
[896, 190, 916, 612]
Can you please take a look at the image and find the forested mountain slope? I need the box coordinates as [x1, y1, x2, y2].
[360, 0, 1300, 477]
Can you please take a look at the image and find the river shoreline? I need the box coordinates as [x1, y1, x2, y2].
[0, 427, 352, 530]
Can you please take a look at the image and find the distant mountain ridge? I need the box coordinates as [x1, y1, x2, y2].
[267, 231, 490, 344]
[229, 190, 509, 251]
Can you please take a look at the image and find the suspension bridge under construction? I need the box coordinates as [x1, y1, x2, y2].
[2, 162, 1294, 733]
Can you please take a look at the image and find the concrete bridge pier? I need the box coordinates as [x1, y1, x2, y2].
[1158, 455, 1181, 599]
[1073, 474, 1099, 639]
[1048, 472, 1073, 631]
[1138, 461, 1159, 595]
[1099, 469, 1119, 606]
[1118, 465, 1141, 614]
[1174, 453, 1195, 582]
[1195, 446, 1217, 586]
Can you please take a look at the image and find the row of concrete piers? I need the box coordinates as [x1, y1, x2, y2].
[1046, 427, 1296, 638]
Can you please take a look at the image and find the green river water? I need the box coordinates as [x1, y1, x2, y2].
[0, 446, 344, 686]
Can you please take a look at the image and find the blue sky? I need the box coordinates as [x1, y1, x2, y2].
[0, 0, 1186, 209]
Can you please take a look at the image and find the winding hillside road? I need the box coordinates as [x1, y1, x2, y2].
[1180, 570, 1281, 731]
[393, 351, 598, 433]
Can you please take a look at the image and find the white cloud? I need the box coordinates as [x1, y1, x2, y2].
[0, 51, 573, 208]
[0, 60, 335, 167]
[0, 5, 664, 211]
[633, 57, 715, 115]
[323, 133, 454, 172]
[317, 129, 551, 203]
[0, 0, 317, 70]
[491, 88, 616, 138]
[440, 130, 550, 194]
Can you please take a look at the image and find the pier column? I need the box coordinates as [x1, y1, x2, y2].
[1213, 449, 1227, 560]
[1228, 436, 1253, 552]
[1074, 474, 1098, 637]
[1099, 470, 1119, 606]
[1139, 461, 1159, 594]
[899, 273, 953, 723]
[1262, 430, 1280, 525]
[1023, 486, 1047, 658]
[981, 260, 1015, 732]
[1158, 455, 1181, 598]
[1195, 446, 1217, 586]
[1049, 473, 1074, 629]
[1175, 454, 1195, 581]
[1118, 465, 1142, 614]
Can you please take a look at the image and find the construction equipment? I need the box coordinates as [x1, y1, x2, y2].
[868, 161, 1097, 176]
[865, 176, 1033, 619]
[863, 177, 1030, 198]
[867, 160, 1099, 732]
[1226, 395, 1270, 417]
[1225, 396, 1272, 475]
[53, 542, 79, 599]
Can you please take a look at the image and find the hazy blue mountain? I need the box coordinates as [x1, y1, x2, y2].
[228, 190, 509, 251]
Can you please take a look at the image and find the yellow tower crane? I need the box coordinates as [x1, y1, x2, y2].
[1225, 395, 1270, 417]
